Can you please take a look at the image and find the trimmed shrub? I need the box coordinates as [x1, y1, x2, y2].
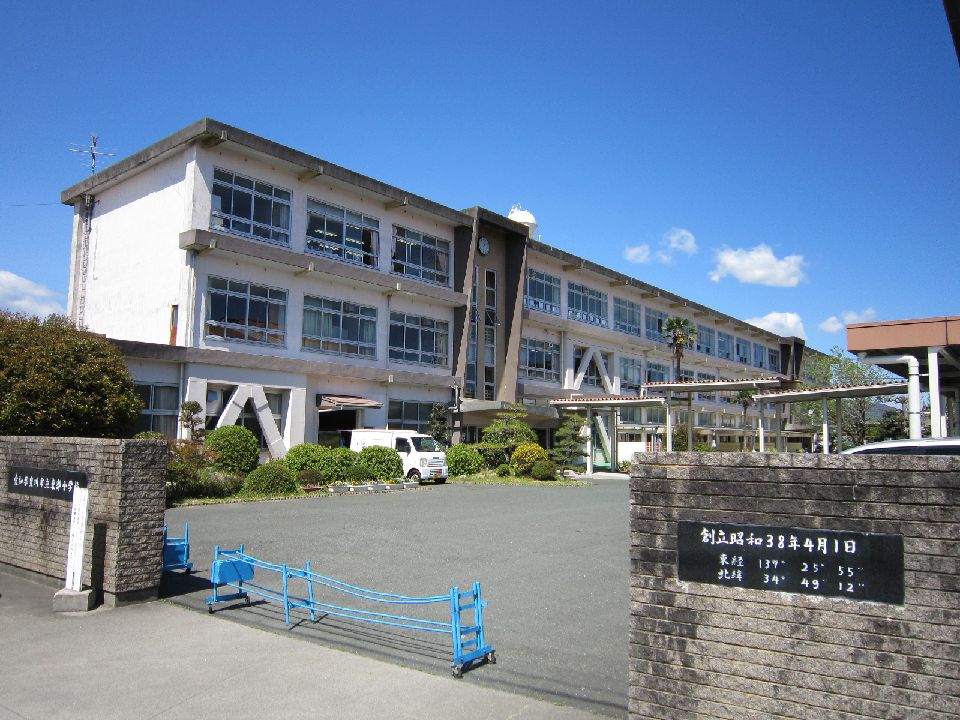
[447, 444, 485, 476]
[205, 425, 260, 475]
[165, 440, 218, 505]
[194, 467, 244, 497]
[356, 445, 404, 482]
[297, 469, 326, 487]
[285, 443, 330, 475]
[510, 442, 549, 476]
[134, 430, 166, 440]
[496, 463, 511, 477]
[530, 459, 558, 481]
[318, 447, 358, 484]
[345, 464, 376, 485]
[242, 461, 299, 496]
[476, 444, 508, 469]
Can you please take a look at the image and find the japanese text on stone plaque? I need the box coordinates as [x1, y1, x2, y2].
[677, 521, 904, 604]
[7, 466, 87, 501]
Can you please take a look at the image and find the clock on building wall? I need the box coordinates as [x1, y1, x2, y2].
[478, 236, 490, 255]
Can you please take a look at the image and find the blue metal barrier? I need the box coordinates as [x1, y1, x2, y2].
[205, 545, 495, 676]
[162, 523, 193, 573]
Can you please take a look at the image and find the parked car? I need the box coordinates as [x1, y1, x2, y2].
[841, 437, 960, 455]
[347, 429, 448, 482]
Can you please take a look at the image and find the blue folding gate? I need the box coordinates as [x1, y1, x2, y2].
[206, 545, 495, 676]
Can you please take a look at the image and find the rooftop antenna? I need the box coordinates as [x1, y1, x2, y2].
[69, 134, 115, 175]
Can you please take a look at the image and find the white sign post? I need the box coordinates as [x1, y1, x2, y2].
[53, 478, 94, 612]
[64, 482, 90, 592]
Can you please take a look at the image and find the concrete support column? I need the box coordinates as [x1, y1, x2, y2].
[585, 409, 594, 474]
[775, 404, 784, 452]
[928, 347, 943, 438]
[665, 395, 674, 452]
[836, 398, 842, 452]
[821, 398, 830, 454]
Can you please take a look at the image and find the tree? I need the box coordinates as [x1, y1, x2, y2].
[551, 412, 587, 472]
[867, 408, 908, 443]
[0, 313, 141, 438]
[735, 390, 755, 450]
[662, 317, 697, 381]
[481, 402, 537, 457]
[427, 402, 449, 446]
[796, 346, 897, 449]
[179, 400, 206, 441]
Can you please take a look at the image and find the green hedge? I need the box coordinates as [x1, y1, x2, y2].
[205, 425, 260, 475]
[447, 444, 485, 476]
[285, 443, 330, 475]
[356, 445, 404, 481]
[530, 459, 558, 481]
[242, 461, 299, 496]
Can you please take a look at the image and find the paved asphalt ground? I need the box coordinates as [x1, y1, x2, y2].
[0, 565, 602, 719]
[163, 474, 630, 718]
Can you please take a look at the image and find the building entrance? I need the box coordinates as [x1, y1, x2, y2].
[317, 409, 357, 447]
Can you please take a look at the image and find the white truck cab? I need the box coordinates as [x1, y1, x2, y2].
[348, 429, 448, 483]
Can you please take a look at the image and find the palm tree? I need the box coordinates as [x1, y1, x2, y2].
[662, 317, 697, 381]
[735, 389, 754, 450]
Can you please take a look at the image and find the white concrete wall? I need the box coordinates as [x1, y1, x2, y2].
[75, 151, 192, 342]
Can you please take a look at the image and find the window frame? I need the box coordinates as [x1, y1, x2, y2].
[211, 168, 291, 246]
[135, 383, 179, 438]
[205, 276, 287, 346]
[391, 225, 451, 286]
[645, 307, 669, 343]
[305, 198, 380, 268]
[524, 268, 561, 315]
[302, 295, 378, 359]
[614, 298, 644, 337]
[387, 399, 434, 433]
[520, 337, 561, 383]
[388, 311, 450, 367]
[567, 283, 608, 327]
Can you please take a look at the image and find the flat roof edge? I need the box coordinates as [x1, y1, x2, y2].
[61, 119, 473, 225]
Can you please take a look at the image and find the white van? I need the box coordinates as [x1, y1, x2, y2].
[347, 429, 448, 483]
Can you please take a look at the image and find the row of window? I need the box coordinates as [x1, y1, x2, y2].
[212, 168, 451, 286]
[523, 268, 782, 370]
[137, 382, 437, 439]
[205, 275, 449, 366]
[518, 341, 776, 403]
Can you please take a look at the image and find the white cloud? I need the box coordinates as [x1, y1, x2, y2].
[0, 270, 65, 317]
[623, 244, 651, 263]
[745, 311, 807, 339]
[709, 244, 806, 287]
[819, 307, 877, 334]
[819, 316, 844, 334]
[665, 227, 697, 255]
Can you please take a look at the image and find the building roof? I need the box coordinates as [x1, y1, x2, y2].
[60, 118, 474, 227]
[847, 315, 960, 394]
[754, 382, 909, 403]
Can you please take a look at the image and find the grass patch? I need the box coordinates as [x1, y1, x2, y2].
[447, 470, 590, 487]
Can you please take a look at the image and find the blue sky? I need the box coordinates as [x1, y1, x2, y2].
[0, 1, 957, 355]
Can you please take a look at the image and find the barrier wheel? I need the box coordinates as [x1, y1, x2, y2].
[452, 665, 463, 678]
[183, 568, 193, 575]
[486, 651, 497, 665]
[245, 595, 251, 606]
[207, 605, 213, 614]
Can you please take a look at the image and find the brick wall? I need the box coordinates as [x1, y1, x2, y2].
[630, 452, 959, 719]
[0, 436, 167, 604]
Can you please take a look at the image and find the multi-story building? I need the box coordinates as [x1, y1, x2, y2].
[61, 119, 806, 466]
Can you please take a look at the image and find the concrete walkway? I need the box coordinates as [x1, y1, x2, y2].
[0, 567, 602, 720]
